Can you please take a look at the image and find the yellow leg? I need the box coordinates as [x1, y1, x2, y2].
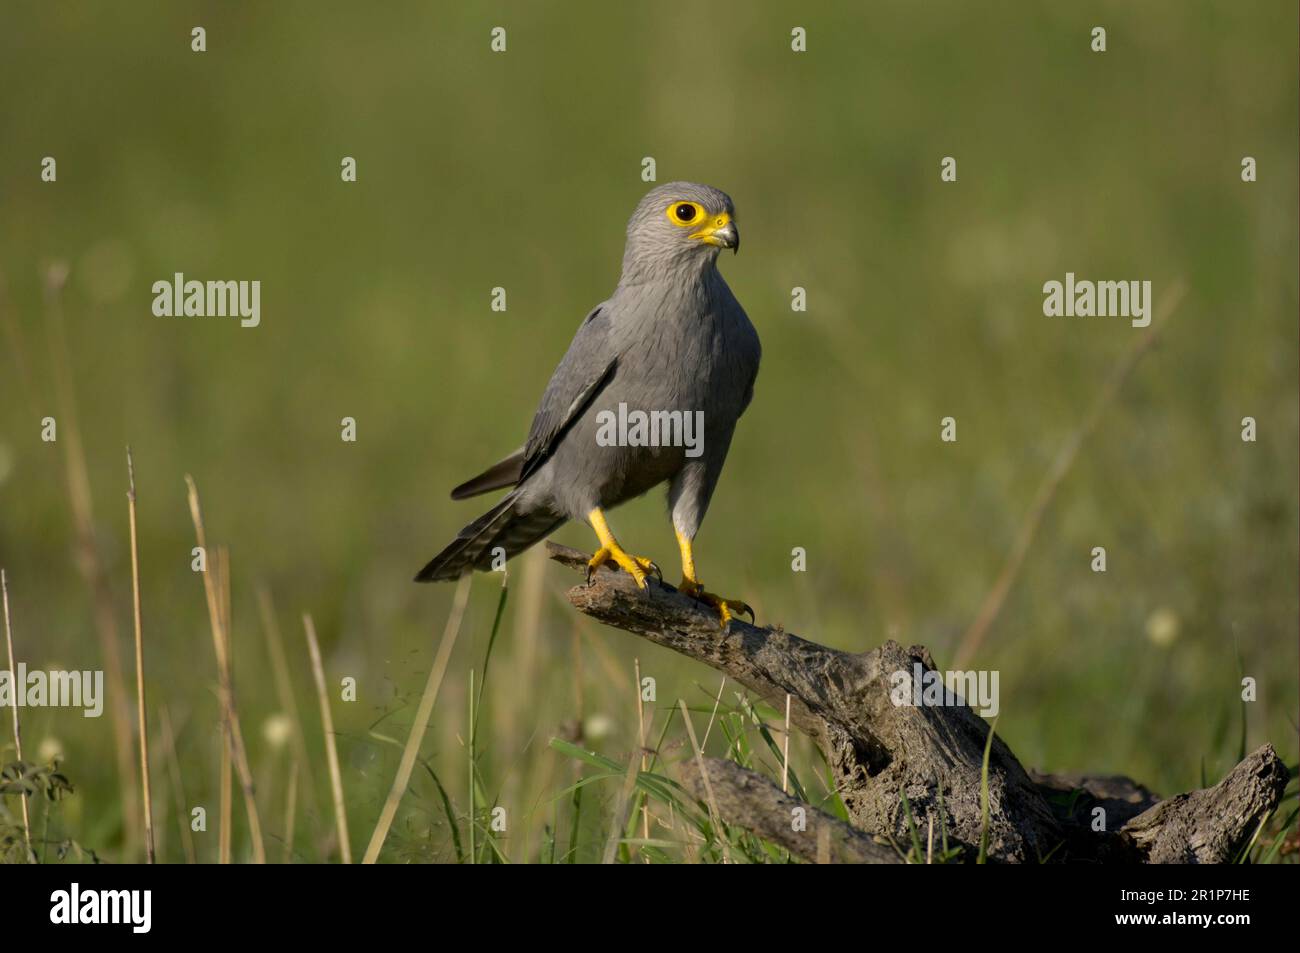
[675, 529, 753, 628]
[676, 529, 698, 589]
[587, 508, 659, 589]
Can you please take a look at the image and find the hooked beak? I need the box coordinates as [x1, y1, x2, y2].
[714, 221, 739, 253]
[691, 214, 740, 254]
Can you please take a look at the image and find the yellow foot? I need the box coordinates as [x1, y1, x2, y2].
[678, 579, 753, 628]
[587, 546, 661, 590]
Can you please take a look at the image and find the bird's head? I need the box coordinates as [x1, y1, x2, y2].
[621, 182, 738, 281]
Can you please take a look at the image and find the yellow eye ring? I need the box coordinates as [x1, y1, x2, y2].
[666, 201, 705, 227]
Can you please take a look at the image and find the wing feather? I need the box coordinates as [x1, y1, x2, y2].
[518, 305, 618, 482]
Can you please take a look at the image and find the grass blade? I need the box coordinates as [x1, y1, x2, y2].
[363, 574, 471, 863]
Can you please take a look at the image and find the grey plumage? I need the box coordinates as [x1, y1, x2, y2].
[416, 182, 760, 583]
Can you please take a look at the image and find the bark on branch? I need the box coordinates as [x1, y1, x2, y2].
[546, 543, 1290, 864]
[677, 757, 902, 864]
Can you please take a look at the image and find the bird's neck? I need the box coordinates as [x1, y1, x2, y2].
[619, 245, 720, 288]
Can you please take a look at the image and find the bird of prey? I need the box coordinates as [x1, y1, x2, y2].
[416, 182, 761, 626]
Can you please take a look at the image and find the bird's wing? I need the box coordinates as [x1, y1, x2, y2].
[518, 304, 618, 483]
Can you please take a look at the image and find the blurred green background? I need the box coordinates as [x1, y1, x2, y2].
[1, 1, 1296, 862]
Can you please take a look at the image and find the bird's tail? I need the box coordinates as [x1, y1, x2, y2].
[414, 492, 566, 582]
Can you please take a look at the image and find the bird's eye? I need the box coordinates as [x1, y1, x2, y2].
[666, 201, 704, 226]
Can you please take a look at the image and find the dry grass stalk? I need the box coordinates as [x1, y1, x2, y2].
[504, 545, 545, 744]
[678, 698, 731, 864]
[184, 475, 266, 862]
[781, 693, 791, 795]
[216, 551, 233, 864]
[500, 547, 545, 850]
[159, 705, 196, 863]
[125, 448, 155, 862]
[362, 574, 471, 864]
[255, 585, 320, 830]
[42, 264, 140, 855]
[218, 736, 233, 860]
[700, 675, 727, 750]
[634, 657, 650, 859]
[601, 748, 641, 864]
[284, 760, 299, 864]
[215, 556, 233, 863]
[303, 613, 352, 863]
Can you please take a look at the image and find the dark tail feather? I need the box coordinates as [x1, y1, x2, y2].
[450, 448, 525, 500]
[415, 493, 565, 582]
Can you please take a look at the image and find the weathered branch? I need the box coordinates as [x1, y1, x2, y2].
[1117, 744, 1289, 863]
[677, 757, 902, 864]
[547, 543, 1290, 864]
